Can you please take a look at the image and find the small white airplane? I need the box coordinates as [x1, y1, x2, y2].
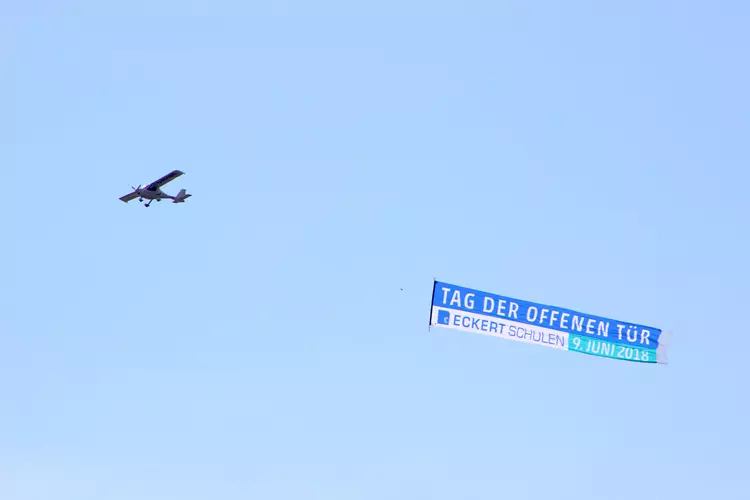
[119, 170, 192, 207]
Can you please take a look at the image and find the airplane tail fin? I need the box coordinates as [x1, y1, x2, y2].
[172, 188, 191, 203]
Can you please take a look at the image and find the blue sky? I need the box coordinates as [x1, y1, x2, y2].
[2, 1, 749, 498]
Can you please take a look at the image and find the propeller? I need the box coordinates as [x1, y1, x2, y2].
[131, 184, 141, 192]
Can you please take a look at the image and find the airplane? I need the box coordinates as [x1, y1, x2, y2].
[119, 170, 192, 207]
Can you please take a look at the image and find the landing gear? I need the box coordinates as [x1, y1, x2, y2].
[145, 200, 153, 207]
[139, 198, 143, 202]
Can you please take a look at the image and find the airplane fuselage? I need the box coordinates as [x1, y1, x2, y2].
[136, 187, 166, 200]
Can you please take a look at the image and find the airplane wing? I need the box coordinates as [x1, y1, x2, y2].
[146, 170, 184, 190]
[119, 191, 138, 203]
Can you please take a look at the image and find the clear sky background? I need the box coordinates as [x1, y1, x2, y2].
[2, 1, 749, 498]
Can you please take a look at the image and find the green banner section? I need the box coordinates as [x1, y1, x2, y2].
[569, 334, 657, 363]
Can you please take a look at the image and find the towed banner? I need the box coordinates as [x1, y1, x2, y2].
[430, 281, 670, 364]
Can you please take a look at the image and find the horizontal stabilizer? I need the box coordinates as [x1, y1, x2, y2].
[172, 188, 191, 203]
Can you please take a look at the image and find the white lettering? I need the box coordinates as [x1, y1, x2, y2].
[450, 290, 461, 307]
[549, 310, 559, 327]
[441, 287, 451, 304]
[539, 309, 549, 325]
[509, 302, 519, 319]
[465, 293, 475, 309]
[617, 324, 626, 340]
[627, 326, 638, 342]
[560, 313, 570, 329]
[527, 306, 538, 322]
[586, 318, 596, 335]
[641, 329, 651, 345]
[497, 299, 507, 316]
[572, 316, 585, 332]
[598, 321, 609, 337]
[483, 296, 494, 313]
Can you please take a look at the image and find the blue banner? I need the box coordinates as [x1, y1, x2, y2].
[430, 281, 669, 364]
